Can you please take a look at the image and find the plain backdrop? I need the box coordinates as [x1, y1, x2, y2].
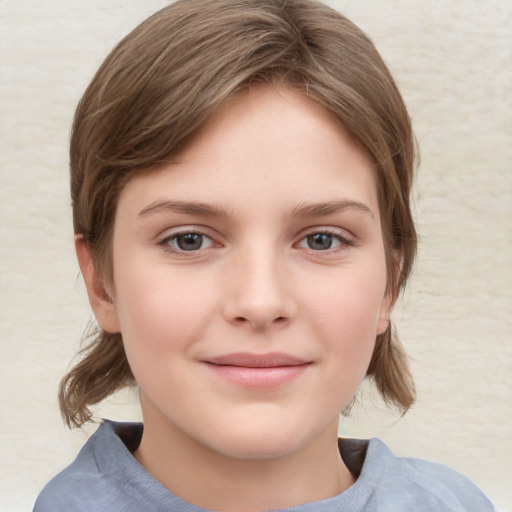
[1, 1, 511, 510]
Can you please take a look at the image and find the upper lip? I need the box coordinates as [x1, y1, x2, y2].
[203, 352, 311, 368]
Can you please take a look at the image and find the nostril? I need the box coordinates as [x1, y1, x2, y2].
[232, 315, 287, 326]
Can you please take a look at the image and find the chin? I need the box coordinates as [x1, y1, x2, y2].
[217, 438, 301, 460]
[201, 422, 323, 461]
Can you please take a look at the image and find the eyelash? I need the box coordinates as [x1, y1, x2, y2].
[295, 229, 356, 254]
[158, 228, 356, 255]
[159, 229, 217, 255]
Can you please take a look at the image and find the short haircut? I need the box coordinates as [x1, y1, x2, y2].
[61, 0, 417, 427]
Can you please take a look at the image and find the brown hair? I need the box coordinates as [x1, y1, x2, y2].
[60, 0, 417, 427]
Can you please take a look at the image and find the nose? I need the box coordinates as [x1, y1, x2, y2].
[222, 249, 297, 330]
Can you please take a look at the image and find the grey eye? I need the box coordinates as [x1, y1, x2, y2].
[160, 229, 216, 254]
[175, 233, 205, 251]
[306, 233, 333, 250]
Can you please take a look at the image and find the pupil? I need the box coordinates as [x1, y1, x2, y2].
[308, 233, 332, 250]
[177, 233, 202, 251]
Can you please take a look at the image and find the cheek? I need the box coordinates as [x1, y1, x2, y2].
[112, 263, 218, 366]
[305, 266, 387, 370]
[310, 264, 386, 330]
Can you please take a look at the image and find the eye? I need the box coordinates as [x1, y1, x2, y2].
[296, 230, 355, 252]
[306, 233, 335, 250]
[160, 231, 216, 253]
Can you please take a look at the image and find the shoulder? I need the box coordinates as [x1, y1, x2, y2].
[33, 465, 119, 512]
[32, 421, 149, 512]
[361, 438, 496, 511]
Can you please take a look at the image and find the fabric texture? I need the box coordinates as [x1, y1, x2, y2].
[33, 420, 495, 512]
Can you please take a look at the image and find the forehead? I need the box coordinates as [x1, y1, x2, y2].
[116, 85, 380, 222]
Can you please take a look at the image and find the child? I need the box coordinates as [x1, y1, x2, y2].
[33, 0, 495, 510]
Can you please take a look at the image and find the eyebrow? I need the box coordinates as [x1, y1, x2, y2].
[138, 200, 230, 219]
[138, 198, 374, 220]
[288, 199, 375, 219]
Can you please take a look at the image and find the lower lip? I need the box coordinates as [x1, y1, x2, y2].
[204, 363, 310, 389]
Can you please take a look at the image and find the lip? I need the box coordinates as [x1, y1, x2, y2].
[201, 352, 312, 389]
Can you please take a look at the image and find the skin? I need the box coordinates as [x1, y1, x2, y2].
[77, 85, 393, 511]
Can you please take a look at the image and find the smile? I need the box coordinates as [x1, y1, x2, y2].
[202, 352, 312, 388]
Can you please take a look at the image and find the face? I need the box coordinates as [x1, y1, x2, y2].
[99, 86, 391, 460]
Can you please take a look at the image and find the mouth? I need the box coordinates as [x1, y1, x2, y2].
[201, 352, 312, 388]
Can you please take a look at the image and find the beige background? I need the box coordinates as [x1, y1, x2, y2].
[1, 1, 511, 510]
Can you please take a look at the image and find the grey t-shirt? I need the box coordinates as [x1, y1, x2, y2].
[33, 420, 495, 511]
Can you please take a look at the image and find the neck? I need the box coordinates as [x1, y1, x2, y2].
[134, 409, 354, 511]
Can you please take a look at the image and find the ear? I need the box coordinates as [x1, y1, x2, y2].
[75, 235, 121, 334]
[376, 250, 401, 335]
[376, 291, 395, 335]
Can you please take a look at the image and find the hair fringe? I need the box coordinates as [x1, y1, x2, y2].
[59, 322, 135, 428]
